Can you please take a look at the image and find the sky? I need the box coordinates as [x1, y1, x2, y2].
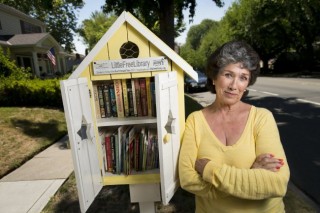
[73, 0, 234, 55]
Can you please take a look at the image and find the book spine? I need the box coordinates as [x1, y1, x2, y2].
[126, 80, 134, 116]
[131, 79, 137, 116]
[134, 79, 142, 116]
[114, 79, 124, 118]
[105, 134, 113, 172]
[103, 84, 112, 117]
[110, 134, 116, 174]
[121, 79, 130, 117]
[99, 130, 107, 173]
[97, 85, 106, 118]
[139, 78, 148, 116]
[145, 77, 152, 116]
[109, 83, 117, 117]
[150, 81, 156, 117]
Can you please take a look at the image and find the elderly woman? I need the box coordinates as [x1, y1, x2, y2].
[179, 41, 290, 213]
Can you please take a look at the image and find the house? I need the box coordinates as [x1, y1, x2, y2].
[0, 3, 69, 77]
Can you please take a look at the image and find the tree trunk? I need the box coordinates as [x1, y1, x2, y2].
[159, 0, 175, 49]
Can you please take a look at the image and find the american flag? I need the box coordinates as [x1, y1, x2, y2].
[47, 47, 56, 66]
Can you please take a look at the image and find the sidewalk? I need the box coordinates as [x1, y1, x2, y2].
[0, 135, 73, 213]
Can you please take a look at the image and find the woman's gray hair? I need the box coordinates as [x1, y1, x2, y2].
[205, 40, 260, 95]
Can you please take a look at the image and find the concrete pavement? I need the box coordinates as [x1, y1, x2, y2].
[0, 135, 73, 213]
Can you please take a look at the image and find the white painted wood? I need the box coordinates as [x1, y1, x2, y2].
[155, 72, 180, 205]
[139, 202, 156, 213]
[129, 183, 161, 203]
[60, 78, 102, 213]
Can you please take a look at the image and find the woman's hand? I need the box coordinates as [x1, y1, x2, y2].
[251, 153, 284, 172]
[195, 158, 211, 176]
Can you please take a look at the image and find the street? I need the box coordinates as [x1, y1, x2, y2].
[187, 77, 320, 207]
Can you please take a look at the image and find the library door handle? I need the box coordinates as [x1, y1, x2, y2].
[163, 134, 171, 144]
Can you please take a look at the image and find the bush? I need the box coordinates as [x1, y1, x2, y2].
[0, 78, 63, 108]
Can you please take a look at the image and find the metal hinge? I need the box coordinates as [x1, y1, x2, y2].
[89, 89, 92, 98]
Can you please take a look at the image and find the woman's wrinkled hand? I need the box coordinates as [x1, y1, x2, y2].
[251, 153, 284, 172]
[195, 158, 211, 176]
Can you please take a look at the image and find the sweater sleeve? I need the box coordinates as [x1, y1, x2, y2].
[202, 109, 290, 200]
[179, 113, 217, 199]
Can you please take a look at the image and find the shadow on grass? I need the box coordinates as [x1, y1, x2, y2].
[10, 118, 67, 142]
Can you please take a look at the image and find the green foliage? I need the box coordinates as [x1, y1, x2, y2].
[0, 47, 32, 80]
[0, 78, 63, 107]
[78, 11, 117, 51]
[180, 19, 225, 70]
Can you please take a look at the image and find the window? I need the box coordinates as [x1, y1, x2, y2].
[20, 20, 41, 34]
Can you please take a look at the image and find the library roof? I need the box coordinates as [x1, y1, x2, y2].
[70, 11, 198, 82]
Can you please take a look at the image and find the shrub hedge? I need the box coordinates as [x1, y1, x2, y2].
[0, 78, 63, 108]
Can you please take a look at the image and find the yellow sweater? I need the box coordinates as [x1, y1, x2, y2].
[179, 106, 290, 213]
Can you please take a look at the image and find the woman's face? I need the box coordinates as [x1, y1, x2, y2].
[213, 63, 250, 105]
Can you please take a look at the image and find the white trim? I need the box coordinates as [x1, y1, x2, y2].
[70, 11, 198, 82]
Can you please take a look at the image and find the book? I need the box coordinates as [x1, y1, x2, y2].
[97, 85, 106, 118]
[109, 83, 117, 117]
[102, 84, 112, 117]
[92, 84, 101, 119]
[127, 126, 136, 175]
[134, 78, 142, 116]
[117, 125, 127, 174]
[121, 79, 130, 117]
[145, 77, 152, 116]
[139, 78, 148, 116]
[122, 126, 132, 174]
[131, 79, 138, 116]
[150, 81, 156, 117]
[114, 79, 124, 118]
[126, 79, 134, 116]
[105, 132, 114, 172]
[110, 134, 116, 173]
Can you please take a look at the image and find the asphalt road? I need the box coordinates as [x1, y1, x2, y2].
[188, 76, 320, 207]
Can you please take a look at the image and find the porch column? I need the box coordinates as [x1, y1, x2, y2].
[32, 51, 40, 77]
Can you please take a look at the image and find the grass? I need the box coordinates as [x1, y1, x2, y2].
[0, 107, 67, 178]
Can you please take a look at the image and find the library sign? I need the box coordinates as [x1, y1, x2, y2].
[93, 56, 168, 75]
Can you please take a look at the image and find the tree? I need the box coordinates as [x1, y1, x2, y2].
[1, 0, 84, 52]
[180, 19, 222, 69]
[102, 0, 224, 49]
[78, 11, 117, 51]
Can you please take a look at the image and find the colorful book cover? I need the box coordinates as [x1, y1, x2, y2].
[145, 77, 152, 116]
[97, 85, 106, 118]
[114, 79, 124, 118]
[122, 126, 132, 174]
[121, 79, 130, 117]
[109, 83, 117, 117]
[103, 84, 112, 117]
[139, 78, 148, 116]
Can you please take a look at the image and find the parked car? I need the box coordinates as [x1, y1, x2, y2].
[184, 70, 208, 93]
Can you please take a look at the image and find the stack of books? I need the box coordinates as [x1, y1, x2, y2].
[100, 126, 158, 175]
[93, 78, 156, 119]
